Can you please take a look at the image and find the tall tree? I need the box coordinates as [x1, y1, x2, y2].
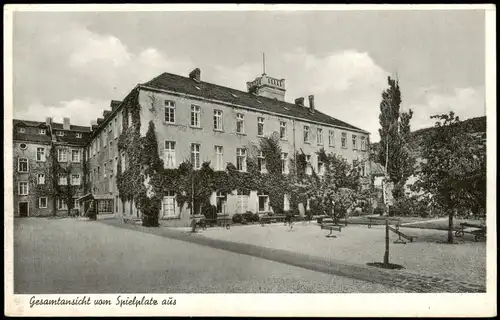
[377, 76, 415, 200]
[413, 112, 486, 243]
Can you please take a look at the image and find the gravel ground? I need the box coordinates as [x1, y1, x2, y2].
[14, 218, 403, 293]
[195, 222, 486, 285]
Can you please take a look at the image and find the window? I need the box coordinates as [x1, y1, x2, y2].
[215, 146, 224, 171]
[98, 200, 113, 213]
[236, 148, 247, 172]
[19, 143, 27, 150]
[281, 153, 289, 174]
[215, 191, 227, 214]
[18, 158, 28, 172]
[164, 101, 175, 123]
[257, 151, 266, 173]
[236, 191, 249, 214]
[317, 128, 323, 145]
[318, 159, 325, 176]
[305, 155, 312, 175]
[18, 182, 28, 195]
[58, 149, 67, 162]
[361, 136, 367, 151]
[164, 141, 176, 169]
[109, 122, 113, 134]
[341, 132, 347, 148]
[56, 131, 64, 136]
[360, 162, 366, 176]
[162, 191, 177, 218]
[280, 121, 287, 140]
[104, 162, 108, 178]
[57, 198, 68, 210]
[97, 167, 101, 179]
[109, 141, 113, 159]
[257, 117, 264, 136]
[37, 173, 45, 185]
[303, 126, 310, 143]
[76, 133, 82, 139]
[329, 130, 335, 147]
[191, 144, 201, 170]
[39, 129, 46, 135]
[74, 198, 79, 210]
[58, 175, 68, 185]
[352, 135, 358, 150]
[71, 149, 80, 162]
[236, 113, 245, 134]
[103, 131, 107, 146]
[214, 110, 223, 131]
[71, 174, 80, 186]
[191, 105, 201, 127]
[258, 192, 269, 212]
[39, 197, 48, 209]
[18, 127, 26, 133]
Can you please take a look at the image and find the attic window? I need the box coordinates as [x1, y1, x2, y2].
[56, 131, 64, 136]
[76, 133, 82, 139]
[18, 127, 26, 133]
[231, 93, 238, 98]
[194, 86, 201, 90]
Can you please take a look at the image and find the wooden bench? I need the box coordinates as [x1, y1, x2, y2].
[455, 222, 486, 242]
[320, 223, 342, 238]
[217, 216, 232, 229]
[123, 216, 141, 224]
[367, 216, 401, 228]
[260, 215, 286, 226]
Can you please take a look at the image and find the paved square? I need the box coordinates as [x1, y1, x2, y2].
[193, 222, 486, 285]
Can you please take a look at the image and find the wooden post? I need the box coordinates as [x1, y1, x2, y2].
[384, 217, 390, 267]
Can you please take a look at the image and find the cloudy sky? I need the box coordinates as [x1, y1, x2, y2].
[12, 9, 486, 141]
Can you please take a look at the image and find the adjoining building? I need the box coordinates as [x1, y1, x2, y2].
[14, 67, 372, 223]
[12, 118, 90, 217]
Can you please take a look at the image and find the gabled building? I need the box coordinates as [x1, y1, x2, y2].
[83, 68, 371, 224]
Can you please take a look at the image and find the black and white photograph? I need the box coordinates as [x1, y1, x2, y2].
[4, 4, 496, 317]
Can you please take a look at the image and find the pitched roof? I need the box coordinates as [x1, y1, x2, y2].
[13, 119, 91, 146]
[140, 72, 369, 134]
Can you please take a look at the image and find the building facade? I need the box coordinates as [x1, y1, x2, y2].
[13, 118, 90, 217]
[82, 68, 371, 224]
[14, 68, 372, 223]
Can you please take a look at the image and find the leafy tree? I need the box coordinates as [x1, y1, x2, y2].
[377, 76, 415, 200]
[298, 149, 363, 222]
[413, 112, 486, 243]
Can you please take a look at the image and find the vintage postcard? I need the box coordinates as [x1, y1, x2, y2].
[4, 4, 497, 317]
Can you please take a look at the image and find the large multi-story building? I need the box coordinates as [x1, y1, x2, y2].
[83, 68, 371, 224]
[14, 67, 372, 223]
[12, 117, 90, 217]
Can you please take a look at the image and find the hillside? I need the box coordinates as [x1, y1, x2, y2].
[370, 116, 486, 159]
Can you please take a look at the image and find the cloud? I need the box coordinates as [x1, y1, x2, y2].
[14, 25, 194, 126]
[406, 86, 486, 131]
[14, 99, 111, 127]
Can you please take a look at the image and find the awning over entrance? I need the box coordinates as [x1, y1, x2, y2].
[77, 193, 94, 202]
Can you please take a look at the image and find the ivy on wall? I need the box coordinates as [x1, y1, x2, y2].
[115, 89, 369, 226]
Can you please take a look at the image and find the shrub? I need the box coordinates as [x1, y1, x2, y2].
[232, 213, 243, 224]
[252, 213, 260, 222]
[242, 212, 254, 223]
[305, 210, 313, 220]
[373, 207, 384, 216]
[203, 205, 217, 220]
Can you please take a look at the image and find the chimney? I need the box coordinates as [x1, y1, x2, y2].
[63, 117, 71, 130]
[45, 117, 52, 127]
[308, 95, 315, 113]
[189, 68, 201, 82]
[294, 97, 305, 106]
